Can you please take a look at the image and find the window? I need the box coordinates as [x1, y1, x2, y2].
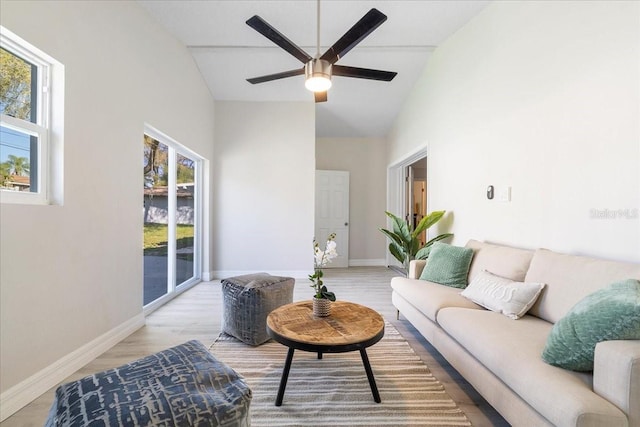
[1, 26, 64, 204]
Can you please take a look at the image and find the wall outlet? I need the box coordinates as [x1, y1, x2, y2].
[498, 186, 511, 202]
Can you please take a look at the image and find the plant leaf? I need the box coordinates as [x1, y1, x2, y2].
[424, 233, 453, 247]
[388, 243, 405, 264]
[409, 238, 420, 259]
[415, 233, 454, 259]
[379, 228, 403, 247]
[415, 245, 431, 260]
[386, 211, 411, 243]
[412, 210, 445, 237]
[322, 290, 336, 301]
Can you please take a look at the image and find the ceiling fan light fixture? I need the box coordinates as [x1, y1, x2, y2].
[305, 59, 332, 92]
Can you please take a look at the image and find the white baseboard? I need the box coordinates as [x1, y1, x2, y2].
[349, 259, 386, 267]
[0, 314, 145, 422]
[209, 263, 387, 280]
[210, 270, 310, 280]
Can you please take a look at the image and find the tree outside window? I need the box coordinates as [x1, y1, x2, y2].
[0, 47, 36, 192]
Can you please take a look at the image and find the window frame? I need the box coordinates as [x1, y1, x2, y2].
[1, 26, 63, 205]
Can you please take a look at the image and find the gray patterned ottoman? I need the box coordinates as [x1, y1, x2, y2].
[222, 273, 295, 345]
[45, 340, 251, 427]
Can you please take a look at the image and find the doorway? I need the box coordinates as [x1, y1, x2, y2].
[406, 158, 427, 245]
[386, 148, 428, 267]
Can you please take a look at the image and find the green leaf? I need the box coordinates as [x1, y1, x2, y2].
[379, 228, 403, 247]
[319, 286, 336, 301]
[322, 291, 336, 301]
[409, 238, 420, 259]
[389, 243, 405, 264]
[415, 233, 454, 259]
[424, 233, 453, 247]
[412, 210, 445, 237]
[414, 246, 431, 260]
[386, 211, 411, 243]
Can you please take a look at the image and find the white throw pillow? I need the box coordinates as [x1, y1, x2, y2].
[461, 270, 546, 319]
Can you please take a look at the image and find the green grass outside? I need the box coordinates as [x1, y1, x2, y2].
[144, 223, 194, 259]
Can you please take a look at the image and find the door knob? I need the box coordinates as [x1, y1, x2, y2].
[344, 222, 349, 226]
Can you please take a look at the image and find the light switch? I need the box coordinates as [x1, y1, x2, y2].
[498, 186, 511, 202]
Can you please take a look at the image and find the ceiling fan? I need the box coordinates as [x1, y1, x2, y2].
[245, 2, 397, 103]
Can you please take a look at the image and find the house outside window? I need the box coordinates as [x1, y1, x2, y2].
[0, 26, 64, 205]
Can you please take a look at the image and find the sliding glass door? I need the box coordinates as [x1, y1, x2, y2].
[143, 136, 169, 304]
[143, 128, 201, 308]
[175, 153, 196, 286]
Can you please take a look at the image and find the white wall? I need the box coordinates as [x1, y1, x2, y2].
[213, 101, 315, 277]
[0, 0, 216, 413]
[388, 1, 640, 262]
[316, 137, 388, 265]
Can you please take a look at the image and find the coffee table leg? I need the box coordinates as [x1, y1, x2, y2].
[360, 349, 381, 403]
[275, 347, 295, 406]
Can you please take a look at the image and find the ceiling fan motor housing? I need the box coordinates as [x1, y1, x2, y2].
[305, 59, 332, 92]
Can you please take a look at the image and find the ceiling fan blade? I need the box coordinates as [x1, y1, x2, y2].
[332, 65, 397, 81]
[246, 15, 312, 64]
[314, 91, 327, 103]
[247, 68, 305, 84]
[320, 8, 387, 64]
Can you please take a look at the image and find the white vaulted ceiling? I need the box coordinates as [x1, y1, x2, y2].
[139, 1, 489, 137]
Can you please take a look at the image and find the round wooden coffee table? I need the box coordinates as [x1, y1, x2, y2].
[266, 300, 385, 406]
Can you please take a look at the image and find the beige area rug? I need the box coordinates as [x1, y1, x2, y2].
[209, 322, 471, 426]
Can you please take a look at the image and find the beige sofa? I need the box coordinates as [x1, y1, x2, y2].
[391, 240, 640, 427]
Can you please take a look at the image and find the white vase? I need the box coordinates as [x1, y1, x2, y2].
[313, 297, 332, 317]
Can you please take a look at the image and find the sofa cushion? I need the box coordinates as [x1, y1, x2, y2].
[419, 242, 474, 288]
[437, 308, 628, 426]
[525, 249, 640, 323]
[466, 239, 534, 282]
[542, 279, 640, 371]
[390, 276, 482, 322]
[461, 270, 545, 319]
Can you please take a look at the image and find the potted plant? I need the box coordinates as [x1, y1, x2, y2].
[379, 210, 453, 275]
[309, 233, 338, 316]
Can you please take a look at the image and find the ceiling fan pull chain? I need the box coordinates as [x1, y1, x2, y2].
[316, 0, 321, 58]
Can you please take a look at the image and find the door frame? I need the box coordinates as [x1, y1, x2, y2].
[386, 147, 429, 267]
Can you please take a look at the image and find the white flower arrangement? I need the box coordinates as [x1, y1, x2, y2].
[309, 233, 338, 300]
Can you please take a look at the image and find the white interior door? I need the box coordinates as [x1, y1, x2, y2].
[315, 170, 349, 268]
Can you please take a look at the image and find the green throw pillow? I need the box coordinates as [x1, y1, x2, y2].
[541, 279, 640, 372]
[419, 242, 474, 288]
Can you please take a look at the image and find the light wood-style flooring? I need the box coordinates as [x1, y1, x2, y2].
[1, 267, 508, 426]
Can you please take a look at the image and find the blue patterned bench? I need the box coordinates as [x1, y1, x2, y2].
[45, 340, 251, 427]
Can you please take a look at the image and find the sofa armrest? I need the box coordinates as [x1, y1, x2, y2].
[593, 340, 640, 427]
[409, 260, 427, 279]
